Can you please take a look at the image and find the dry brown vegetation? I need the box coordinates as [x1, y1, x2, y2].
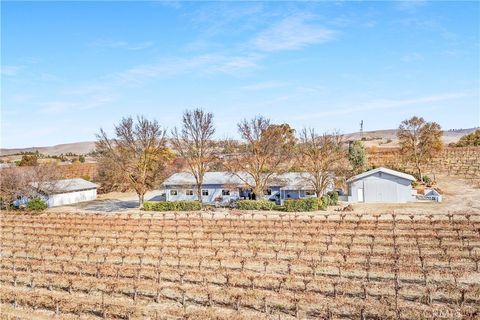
[367, 147, 480, 185]
[1, 211, 479, 319]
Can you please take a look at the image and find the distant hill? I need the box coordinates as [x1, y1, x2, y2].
[344, 128, 479, 148]
[0, 141, 97, 156]
[1, 128, 478, 156]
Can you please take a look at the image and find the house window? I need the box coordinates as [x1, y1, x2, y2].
[305, 190, 315, 196]
[186, 190, 194, 196]
[264, 189, 272, 195]
[222, 190, 230, 196]
[170, 190, 178, 196]
[202, 190, 209, 196]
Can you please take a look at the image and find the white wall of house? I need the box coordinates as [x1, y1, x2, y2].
[46, 189, 97, 207]
[348, 172, 415, 203]
[164, 184, 324, 205]
[165, 184, 240, 204]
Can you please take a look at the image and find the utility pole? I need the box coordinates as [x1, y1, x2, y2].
[360, 120, 364, 138]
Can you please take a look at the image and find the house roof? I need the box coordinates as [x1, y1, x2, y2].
[163, 172, 246, 186]
[32, 178, 97, 195]
[162, 171, 318, 189]
[347, 167, 416, 183]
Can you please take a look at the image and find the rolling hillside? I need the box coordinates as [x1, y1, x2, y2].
[1, 128, 477, 156]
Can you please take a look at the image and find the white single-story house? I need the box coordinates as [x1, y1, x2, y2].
[347, 167, 416, 203]
[32, 178, 97, 207]
[161, 171, 333, 205]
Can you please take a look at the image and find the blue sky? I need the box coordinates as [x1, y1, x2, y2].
[1, 1, 479, 148]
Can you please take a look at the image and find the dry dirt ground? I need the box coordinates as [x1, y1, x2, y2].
[47, 174, 480, 216]
[344, 174, 480, 216]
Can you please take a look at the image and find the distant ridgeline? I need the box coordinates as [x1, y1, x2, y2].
[2, 162, 99, 182]
[367, 146, 480, 183]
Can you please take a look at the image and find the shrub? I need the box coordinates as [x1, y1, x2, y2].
[18, 155, 38, 167]
[284, 197, 321, 212]
[236, 200, 276, 210]
[143, 201, 201, 211]
[422, 175, 431, 184]
[27, 198, 48, 211]
[320, 195, 330, 210]
[327, 191, 339, 206]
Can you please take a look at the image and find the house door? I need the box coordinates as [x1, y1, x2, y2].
[357, 188, 364, 202]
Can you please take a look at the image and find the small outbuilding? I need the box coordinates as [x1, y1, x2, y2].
[33, 178, 97, 207]
[347, 167, 416, 203]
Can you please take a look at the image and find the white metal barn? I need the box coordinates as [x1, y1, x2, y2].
[347, 167, 416, 203]
[33, 178, 97, 207]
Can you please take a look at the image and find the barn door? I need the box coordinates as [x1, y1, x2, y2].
[357, 188, 364, 202]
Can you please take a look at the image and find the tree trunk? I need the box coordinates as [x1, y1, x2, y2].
[253, 186, 263, 201]
[197, 184, 202, 203]
[416, 165, 423, 183]
[138, 193, 145, 209]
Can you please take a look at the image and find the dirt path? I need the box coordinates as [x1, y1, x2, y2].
[340, 174, 480, 215]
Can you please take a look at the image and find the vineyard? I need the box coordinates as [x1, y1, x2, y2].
[367, 147, 480, 184]
[1, 211, 479, 319]
[59, 163, 98, 180]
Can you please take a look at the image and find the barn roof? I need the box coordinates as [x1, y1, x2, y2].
[32, 178, 97, 195]
[347, 167, 416, 183]
[162, 171, 318, 189]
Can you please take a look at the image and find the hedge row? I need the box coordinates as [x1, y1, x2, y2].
[236, 200, 276, 210]
[143, 201, 201, 211]
[284, 192, 339, 212]
[143, 192, 340, 212]
[284, 197, 321, 212]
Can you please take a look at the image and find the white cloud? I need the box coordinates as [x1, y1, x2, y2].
[114, 53, 261, 84]
[241, 81, 287, 91]
[40, 101, 79, 114]
[1, 65, 24, 76]
[292, 92, 472, 120]
[90, 39, 154, 50]
[396, 0, 427, 11]
[252, 16, 336, 52]
[401, 52, 423, 62]
[40, 91, 117, 114]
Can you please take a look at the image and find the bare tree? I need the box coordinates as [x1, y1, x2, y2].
[96, 116, 173, 208]
[297, 129, 348, 197]
[171, 109, 216, 203]
[225, 116, 295, 199]
[0, 163, 62, 210]
[397, 116, 443, 181]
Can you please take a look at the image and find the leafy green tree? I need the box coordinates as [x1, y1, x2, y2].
[348, 140, 367, 174]
[456, 129, 480, 147]
[18, 155, 38, 167]
[79, 155, 86, 163]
